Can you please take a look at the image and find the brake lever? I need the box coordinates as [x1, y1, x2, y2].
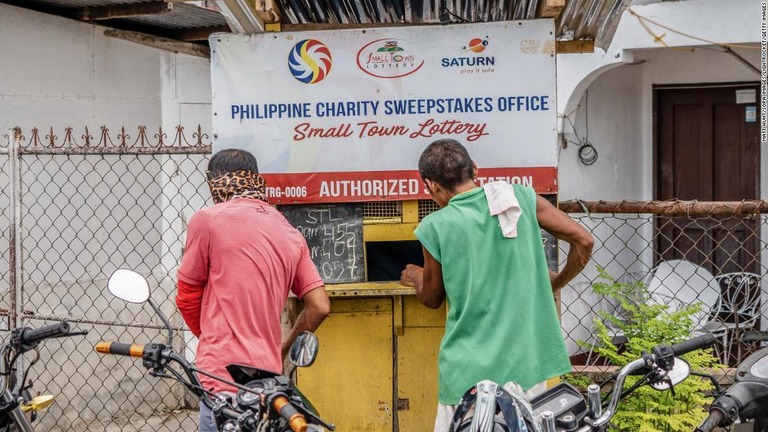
[51, 330, 89, 338]
[666, 378, 676, 397]
[292, 399, 336, 430]
[642, 366, 681, 398]
[150, 370, 173, 380]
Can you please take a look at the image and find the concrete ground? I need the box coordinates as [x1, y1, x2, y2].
[101, 410, 199, 432]
[47, 409, 201, 432]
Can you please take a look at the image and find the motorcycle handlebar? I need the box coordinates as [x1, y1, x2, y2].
[668, 334, 716, 357]
[95, 341, 145, 358]
[273, 395, 308, 432]
[94, 341, 318, 431]
[20, 322, 70, 346]
[694, 409, 726, 432]
[586, 335, 717, 430]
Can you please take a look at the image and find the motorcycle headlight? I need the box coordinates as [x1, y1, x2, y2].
[221, 420, 239, 431]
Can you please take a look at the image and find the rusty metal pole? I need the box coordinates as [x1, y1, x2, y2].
[0, 132, 10, 331]
[8, 128, 22, 331]
[559, 199, 768, 216]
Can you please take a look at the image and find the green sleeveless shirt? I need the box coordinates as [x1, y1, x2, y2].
[415, 184, 571, 404]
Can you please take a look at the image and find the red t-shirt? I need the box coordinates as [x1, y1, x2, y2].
[177, 198, 324, 394]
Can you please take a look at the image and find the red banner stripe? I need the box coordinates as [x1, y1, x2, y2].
[260, 168, 557, 204]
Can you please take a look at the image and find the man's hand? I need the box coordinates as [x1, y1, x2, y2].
[400, 264, 424, 287]
[404, 248, 446, 309]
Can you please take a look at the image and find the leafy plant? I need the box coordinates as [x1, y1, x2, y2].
[573, 268, 721, 432]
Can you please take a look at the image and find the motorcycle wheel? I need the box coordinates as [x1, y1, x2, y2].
[454, 414, 512, 432]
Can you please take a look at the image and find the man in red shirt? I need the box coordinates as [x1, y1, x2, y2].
[176, 149, 330, 431]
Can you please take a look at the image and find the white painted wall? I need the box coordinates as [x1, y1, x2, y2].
[0, 3, 211, 132]
[0, 3, 213, 429]
[559, 46, 760, 202]
[556, 0, 760, 128]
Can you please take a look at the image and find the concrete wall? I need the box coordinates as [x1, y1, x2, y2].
[0, 3, 212, 132]
[555, 0, 762, 354]
[559, 47, 760, 203]
[0, 4, 212, 429]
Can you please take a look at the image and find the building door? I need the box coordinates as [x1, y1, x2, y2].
[655, 83, 760, 274]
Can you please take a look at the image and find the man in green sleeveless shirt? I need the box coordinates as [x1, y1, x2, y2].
[400, 139, 594, 431]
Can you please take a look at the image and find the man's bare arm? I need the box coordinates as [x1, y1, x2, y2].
[282, 286, 330, 359]
[400, 246, 446, 309]
[536, 195, 595, 291]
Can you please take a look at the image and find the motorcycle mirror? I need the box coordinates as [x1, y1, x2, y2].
[289, 332, 319, 368]
[107, 269, 174, 346]
[108, 269, 151, 304]
[651, 357, 691, 391]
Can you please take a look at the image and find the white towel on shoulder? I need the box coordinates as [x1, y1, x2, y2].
[483, 181, 522, 238]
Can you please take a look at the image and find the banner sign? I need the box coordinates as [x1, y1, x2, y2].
[211, 20, 557, 204]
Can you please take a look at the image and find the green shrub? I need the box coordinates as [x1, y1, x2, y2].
[570, 268, 721, 432]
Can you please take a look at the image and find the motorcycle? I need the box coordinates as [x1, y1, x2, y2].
[694, 342, 768, 432]
[449, 333, 718, 432]
[96, 269, 334, 432]
[0, 321, 87, 431]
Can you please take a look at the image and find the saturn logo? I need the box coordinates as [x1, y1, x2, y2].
[288, 39, 332, 84]
[462, 37, 490, 53]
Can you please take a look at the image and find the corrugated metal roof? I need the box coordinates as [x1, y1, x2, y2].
[558, 0, 631, 49]
[124, 3, 226, 29]
[17, 0, 154, 8]
[1, 0, 630, 49]
[267, 0, 628, 48]
[2, 0, 227, 40]
[272, 0, 543, 25]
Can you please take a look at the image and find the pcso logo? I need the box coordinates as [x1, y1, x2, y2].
[288, 39, 332, 84]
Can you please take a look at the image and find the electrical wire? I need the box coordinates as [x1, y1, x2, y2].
[579, 91, 598, 166]
[628, 7, 759, 50]
[579, 142, 598, 166]
[564, 115, 583, 146]
[584, 90, 589, 140]
[563, 92, 598, 166]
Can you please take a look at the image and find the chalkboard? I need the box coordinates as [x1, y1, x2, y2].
[278, 203, 364, 284]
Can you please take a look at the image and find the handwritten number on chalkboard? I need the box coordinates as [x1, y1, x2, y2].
[280, 204, 364, 284]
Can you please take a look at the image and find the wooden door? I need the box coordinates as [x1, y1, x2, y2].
[655, 84, 760, 274]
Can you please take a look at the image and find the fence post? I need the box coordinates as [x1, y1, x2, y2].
[7, 128, 22, 331]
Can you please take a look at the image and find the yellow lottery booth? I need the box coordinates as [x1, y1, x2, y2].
[210, 18, 560, 431]
[291, 200, 445, 431]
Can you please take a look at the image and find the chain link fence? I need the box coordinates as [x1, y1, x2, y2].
[2, 126, 211, 431]
[559, 201, 768, 379]
[2, 126, 767, 429]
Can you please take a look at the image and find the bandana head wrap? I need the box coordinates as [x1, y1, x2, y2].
[206, 169, 268, 204]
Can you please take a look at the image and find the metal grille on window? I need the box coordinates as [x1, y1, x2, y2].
[363, 201, 402, 224]
[418, 199, 440, 221]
